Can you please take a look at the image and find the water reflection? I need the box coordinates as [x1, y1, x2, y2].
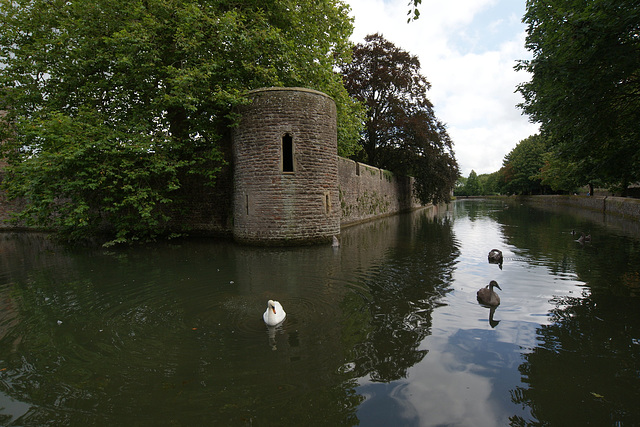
[0, 200, 639, 425]
[487, 306, 500, 328]
[513, 294, 640, 425]
[346, 210, 459, 383]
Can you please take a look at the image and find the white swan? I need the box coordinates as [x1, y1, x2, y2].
[263, 299, 286, 326]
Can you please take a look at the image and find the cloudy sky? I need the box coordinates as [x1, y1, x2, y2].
[346, 0, 540, 177]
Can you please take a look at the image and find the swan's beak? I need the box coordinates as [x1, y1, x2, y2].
[272, 307, 277, 314]
[495, 283, 502, 290]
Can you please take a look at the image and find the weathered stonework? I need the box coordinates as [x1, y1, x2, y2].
[232, 87, 340, 245]
[338, 157, 422, 226]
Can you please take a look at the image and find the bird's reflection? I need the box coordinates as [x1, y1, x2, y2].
[267, 325, 281, 350]
[488, 306, 500, 328]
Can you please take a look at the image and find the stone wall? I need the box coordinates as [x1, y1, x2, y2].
[232, 87, 340, 245]
[0, 155, 425, 237]
[338, 157, 423, 226]
[516, 195, 640, 221]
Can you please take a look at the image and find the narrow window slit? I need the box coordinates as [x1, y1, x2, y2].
[282, 133, 294, 172]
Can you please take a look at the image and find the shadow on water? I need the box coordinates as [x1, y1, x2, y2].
[0, 199, 639, 425]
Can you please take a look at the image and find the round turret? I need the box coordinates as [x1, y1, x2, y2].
[232, 87, 340, 245]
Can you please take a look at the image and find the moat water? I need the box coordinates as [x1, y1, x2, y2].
[1, 199, 639, 426]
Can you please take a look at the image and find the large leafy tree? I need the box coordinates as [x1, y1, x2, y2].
[517, 0, 640, 194]
[340, 33, 459, 204]
[0, 0, 360, 245]
[500, 134, 550, 195]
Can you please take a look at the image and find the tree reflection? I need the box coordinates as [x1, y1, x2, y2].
[498, 202, 640, 425]
[0, 236, 366, 425]
[347, 213, 459, 382]
[511, 294, 640, 425]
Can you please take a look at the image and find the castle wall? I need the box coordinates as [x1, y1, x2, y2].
[232, 87, 340, 245]
[337, 157, 423, 226]
[1, 88, 429, 242]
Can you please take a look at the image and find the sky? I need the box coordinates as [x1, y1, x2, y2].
[346, 0, 540, 177]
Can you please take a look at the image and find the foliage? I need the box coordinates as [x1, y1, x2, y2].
[340, 33, 459, 205]
[406, 0, 422, 22]
[454, 170, 503, 196]
[480, 171, 502, 195]
[500, 135, 550, 195]
[465, 170, 481, 196]
[454, 176, 467, 196]
[517, 0, 640, 193]
[537, 152, 582, 194]
[0, 0, 359, 245]
[454, 170, 503, 197]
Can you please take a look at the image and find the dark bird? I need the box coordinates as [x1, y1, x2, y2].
[576, 232, 591, 245]
[488, 249, 503, 266]
[477, 280, 502, 306]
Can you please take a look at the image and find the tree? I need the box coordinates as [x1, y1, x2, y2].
[537, 153, 583, 194]
[407, 0, 422, 22]
[465, 170, 481, 196]
[340, 33, 459, 204]
[479, 171, 501, 195]
[0, 0, 360, 245]
[454, 176, 468, 197]
[517, 0, 640, 194]
[501, 135, 549, 195]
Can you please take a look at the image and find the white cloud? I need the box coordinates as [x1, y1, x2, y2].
[346, 0, 539, 177]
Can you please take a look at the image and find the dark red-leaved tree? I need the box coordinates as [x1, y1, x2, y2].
[341, 33, 459, 204]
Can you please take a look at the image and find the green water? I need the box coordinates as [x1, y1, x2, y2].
[0, 199, 639, 426]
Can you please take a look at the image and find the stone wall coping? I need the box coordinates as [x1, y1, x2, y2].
[246, 86, 334, 102]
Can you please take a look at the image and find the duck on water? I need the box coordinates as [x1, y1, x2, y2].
[477, 280, 502, 306]
[488, 249, 503, 266]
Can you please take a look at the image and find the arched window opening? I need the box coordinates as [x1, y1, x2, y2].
[282, 133, 294, 172]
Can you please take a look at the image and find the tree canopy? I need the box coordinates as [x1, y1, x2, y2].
[0, 0, 360, 245]
[517, 0, 640, 193]
[465, 170, 481, 196]
[340, 33, 459, 204]
[500, 134, 550, 195]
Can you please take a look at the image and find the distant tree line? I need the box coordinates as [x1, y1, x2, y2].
[456, 134, 584, 197]
[458, 0, 640, 198]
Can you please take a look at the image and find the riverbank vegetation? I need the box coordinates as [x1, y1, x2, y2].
[457, 0, 640, 198]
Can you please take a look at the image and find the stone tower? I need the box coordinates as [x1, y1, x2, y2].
[232, 87, 340, 245]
